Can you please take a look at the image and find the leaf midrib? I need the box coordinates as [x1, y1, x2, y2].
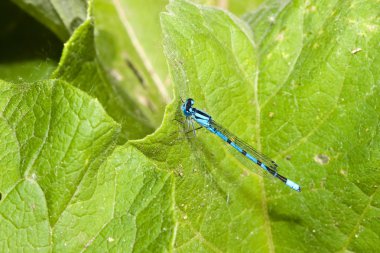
[197, 5, 275, 251]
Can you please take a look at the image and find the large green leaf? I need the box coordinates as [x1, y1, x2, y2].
[9, 0, 172, 137]
[90, 0, 170, 123]
[149, 0, 379, 251]
[0, 180, 50, 252]
[52, 0, 175, 141]
[0, 79, 120, 223]
[0, 79, 174, 252]
[107, 0, 172, 86]
[5, 0, 263, 136]
[52, 20, 156, 142]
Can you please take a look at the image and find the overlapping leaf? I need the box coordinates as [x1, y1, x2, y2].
[0, 80, 174, 252]
[147, 0, 379, 251]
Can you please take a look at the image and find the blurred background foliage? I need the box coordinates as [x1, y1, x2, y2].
[0, 0, 264, 139]
[0, 0, 263, 92]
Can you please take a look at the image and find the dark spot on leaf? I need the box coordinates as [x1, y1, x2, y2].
[124, 56, 146, 88]
[269, 207, 303, 225]
[314, 154, 330, 165]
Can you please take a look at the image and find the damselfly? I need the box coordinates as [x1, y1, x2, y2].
[180, 98, 301, 192]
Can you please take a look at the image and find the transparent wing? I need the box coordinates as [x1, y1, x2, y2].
[209, 119, 279, 172]
[172, 106, 279, 185]
[173, 100, 203, 137]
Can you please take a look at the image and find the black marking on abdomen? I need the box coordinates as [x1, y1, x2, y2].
[227, 139, 232, 144]
[265, 166, 287, 183]
[276, 174, 288, 183]
[276, 173, 287, 183]
[242, 150, 247, 156]
[257, 160, 262, 166]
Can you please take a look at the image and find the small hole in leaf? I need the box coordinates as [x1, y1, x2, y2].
[314, 154, 330, 165]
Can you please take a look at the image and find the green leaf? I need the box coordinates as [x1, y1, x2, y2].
[138, 0, 379, 251]
[103, 0, 171, 85]
[242, 0, 292, 45]
[0, 79, 175, 252]
[1, 0, 380, 252]
[53, 145, 174, 252]
[52, 0, 174, 141]
[91, 0, 171, 116]
[0, 79, 120, 223]
[0, 180, 50, 252]
[52, 20, 156, 142]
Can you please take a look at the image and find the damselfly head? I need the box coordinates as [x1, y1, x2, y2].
[181, 98, 194, 117]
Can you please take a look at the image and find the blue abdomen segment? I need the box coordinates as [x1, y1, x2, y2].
[246, 153, 270, 171]
[206, 127, 301, 192]
[286, 179, 301, 191]
[245, 153, 258, 164]
[214, 129, 228, 142]
[213, 128, 269, 171]
[230, 141, 243, 153]
[211, 128, 264, 166]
